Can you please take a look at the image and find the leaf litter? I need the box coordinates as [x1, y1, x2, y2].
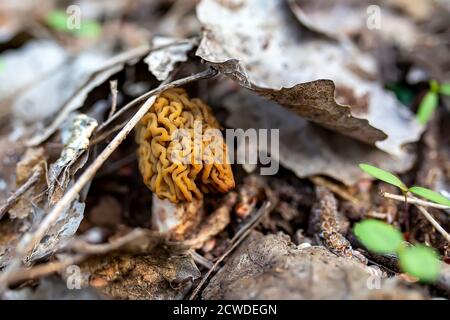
[0, 0, 448, 300]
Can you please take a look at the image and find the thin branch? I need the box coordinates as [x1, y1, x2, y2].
[416, 205, 450, 243]
[0, 167, 43, 221]
[68, 229, 146, 255]
[4, 228, 148, 286]
[190, 250, 213, 269]
[27, 41, 193, 147]
[382, 192, 450, 210]
[107, 80, 118, 119]
[5, 254, 86, 287]
[0, 68, 218, 293]
[95, 67, 179, 134]
[189, 200, 274, 300]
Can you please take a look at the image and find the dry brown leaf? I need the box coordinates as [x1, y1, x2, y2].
[203, 232, 426, 299]
[224, 90, 415, 185]
[84, 254, 200, 300]
[288, 0, 425, 48]
[47, 114, 97, 206]
[196, 0, 423, 156]
[8, 147, 46, 220]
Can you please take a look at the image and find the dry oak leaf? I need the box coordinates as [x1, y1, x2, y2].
[196, 0, 423, 157]
[136, 88, 235, 203]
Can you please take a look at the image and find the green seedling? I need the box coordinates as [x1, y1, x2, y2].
[354, 219, 441, 282]
[417, 80, 450, 125]
[355, 163, 449, 282]
[45, 10, 102, 39]
[359, 163, 450, 206]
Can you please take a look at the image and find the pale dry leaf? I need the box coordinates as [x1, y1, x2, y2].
[0, 136, 26, 202]
[8, 147, 46, 220]
[288, 0, 425, 48]
[224, 89, 415, 185]
[203, 232, 426, 299]
[28, 200, 85, 262]
[15, 147, 45, 185]
[47, 114, 98, 206]
[196, 0, 423, 156]
[12, 50, 113, 125]
[144, 37, 197, 81]
[0, 41, 66, 101]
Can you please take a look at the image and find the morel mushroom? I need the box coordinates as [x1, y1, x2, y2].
[136, 88, 235, 203]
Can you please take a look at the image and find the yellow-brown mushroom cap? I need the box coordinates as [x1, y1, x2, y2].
[136, 88, 235, 203]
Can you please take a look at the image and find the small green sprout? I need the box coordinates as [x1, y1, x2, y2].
[354, 220, 441, 282]
[356, 163, 448, 282]
[408, 186, 450, 207]
[358, 164, 408, 193]
[354, 219, 403, 254]
[417, 80, 450, 125]
[398, 245, 441, 283]
[359, 163, 450, 206]
[45, 10, 102, 39]
[46, 10, 69, 32]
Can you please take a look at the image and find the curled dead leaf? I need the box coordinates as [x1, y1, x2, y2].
[196, 0, 423, 156]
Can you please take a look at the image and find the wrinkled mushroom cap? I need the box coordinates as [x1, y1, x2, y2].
[136, 88, 235, 203]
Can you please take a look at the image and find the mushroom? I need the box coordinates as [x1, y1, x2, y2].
[136, 88, 235, 203]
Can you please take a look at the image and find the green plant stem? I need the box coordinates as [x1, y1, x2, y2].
[403, 192, 409, 232]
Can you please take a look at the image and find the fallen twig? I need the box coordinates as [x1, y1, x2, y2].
[0, 68, 218, 293]
[2, 229, 148, 287]
[311, 176, 359, 204]
[107, 80, 119, 119]
[190, 250, 213, 270]
[95, 66, 178, 134]
[189, 200, 274, 300]
[382, 192, 450, 210]
[68, 228, 147, 255]
[415, 205, 450, 243]
[0, 167, 43, 221]
[4, 254, 86, 287]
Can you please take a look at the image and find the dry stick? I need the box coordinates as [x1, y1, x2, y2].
[0, 167, 43, 221]
[107, 80, 119, 119]
[68, 228, 147, 255]
[96, 77, 169, 133]
[94, 72, 176, 143]
[5, 229, 147, 286]
[4, 255, 86, 287]
[190, 250, 214, 270]
[0, 68, 218, 292]
[189, 201, 273, 300]
[416, 205, 450, 243]
[90, 122, 124, 145]
[382, 192, 450, 210]
[27, 45, 152, 147]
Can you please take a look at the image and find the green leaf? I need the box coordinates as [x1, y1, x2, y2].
[439, 83, 450, 96]
[73, 21, 102, 39]
[46, 10, 70, 32]
[354, 220, 404, 254]
[429, 80, 440, 93]
[399, 245, 440, 283]
[45, 10, 102, 39]
[409, 186, 450, 207]
[417, 91, 438, 125]
[359, 164, 408, 192]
